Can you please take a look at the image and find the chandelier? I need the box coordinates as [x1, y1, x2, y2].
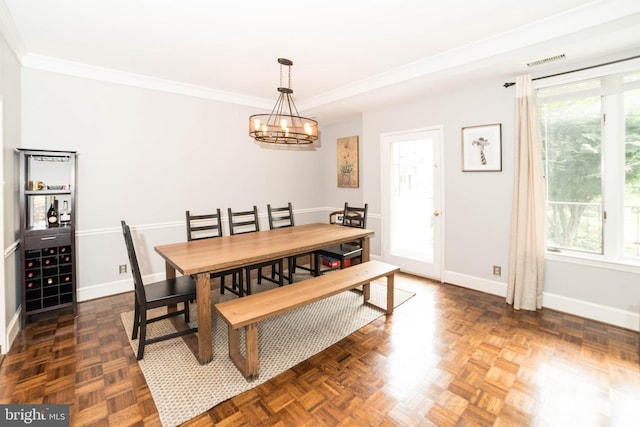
[249, 58, 318, 144]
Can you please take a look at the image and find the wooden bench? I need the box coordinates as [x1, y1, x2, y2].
[214, 260, 400, 380]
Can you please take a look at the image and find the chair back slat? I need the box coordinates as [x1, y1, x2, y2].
[268, 202, 294, 230]
[342, 203, 368, 229]
[120, 221, 146, 302]
[186, 209, 223, 241]
[228, 206, 260, 235]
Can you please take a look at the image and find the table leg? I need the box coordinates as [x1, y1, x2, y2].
[166, 261, 177, 315]
[195, 272, 213, 364]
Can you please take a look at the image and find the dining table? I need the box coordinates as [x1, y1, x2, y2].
[154, 222, 375, 364]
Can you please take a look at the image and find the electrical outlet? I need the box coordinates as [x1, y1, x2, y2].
[493, 265, 501, 276]
[119, 264, 127, 274]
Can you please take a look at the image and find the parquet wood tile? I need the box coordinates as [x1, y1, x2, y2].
[1, 274, 639, 426]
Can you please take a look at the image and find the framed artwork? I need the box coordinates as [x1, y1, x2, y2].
[337, 136, 359, 187]
[462, 123, 502, 171]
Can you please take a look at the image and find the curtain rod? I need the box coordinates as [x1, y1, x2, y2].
[503, 54, 640, 88]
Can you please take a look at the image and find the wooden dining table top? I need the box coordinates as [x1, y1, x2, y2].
[154, 222, 374, 275]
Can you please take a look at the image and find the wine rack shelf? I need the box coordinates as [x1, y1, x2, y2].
[18, 148, 77, 328]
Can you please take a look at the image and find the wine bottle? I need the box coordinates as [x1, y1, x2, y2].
[47, 196, 59, 227]
[60, 200, 71, 226]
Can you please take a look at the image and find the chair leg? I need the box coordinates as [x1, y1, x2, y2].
[132, 299, 140, 340]
[137, 310, 147, 360]
[314, 253, 320, 276]
[184, 300, 190, 323]
[288, 257, 294, 283]
[243, 269, 250, 296]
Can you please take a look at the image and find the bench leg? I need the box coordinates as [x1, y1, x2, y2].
[245, 323, 259, 379]
[227, 324, 259, 381]
[362, 282, 370, 303]
[386, 273, 395, 315]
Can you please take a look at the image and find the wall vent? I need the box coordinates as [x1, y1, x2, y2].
[527, 54, 566, 67]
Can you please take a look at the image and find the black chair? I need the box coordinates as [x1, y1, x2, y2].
[121, 220, 197, 360]
[186, 210, 244, 296]
[227, 206, 284, 295]
[267, 203, 314, 282]
[314, 203, 368, 275]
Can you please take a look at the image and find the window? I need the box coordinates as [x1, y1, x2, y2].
[537, 70, 640, 263]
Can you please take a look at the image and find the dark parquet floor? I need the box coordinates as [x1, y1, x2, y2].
[1, 272, 639, 426]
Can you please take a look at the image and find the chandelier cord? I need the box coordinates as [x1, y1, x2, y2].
[279, 61, 292, 90]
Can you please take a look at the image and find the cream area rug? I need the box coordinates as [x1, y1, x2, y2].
[120, 276, 415, 426]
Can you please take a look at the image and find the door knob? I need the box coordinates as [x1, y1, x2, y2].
[433, 211, 440, 217]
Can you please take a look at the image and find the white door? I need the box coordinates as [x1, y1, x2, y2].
[381, 127, 442, 279]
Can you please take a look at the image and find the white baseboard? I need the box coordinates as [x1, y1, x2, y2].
[444, 270, 639, 332]
[4, 310, 21, 354]
[77, 277, 133, 302]
[542, 292, 639, 332]
[444, 271, 508, 297]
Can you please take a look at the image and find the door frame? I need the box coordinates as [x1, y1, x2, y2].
[0, 96, 5, 353]
[380, 126, 444, 281]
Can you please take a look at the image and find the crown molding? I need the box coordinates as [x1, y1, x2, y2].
[21, 53, 274, 110]
[7, 0, 640, 113]
[299, 0, 640, 111]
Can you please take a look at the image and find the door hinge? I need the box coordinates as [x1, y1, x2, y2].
[603, 113, 606, 124]
[603, 211, 607, 220]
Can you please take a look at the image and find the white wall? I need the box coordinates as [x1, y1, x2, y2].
[317, 118, 365, 208]
[322, 76, 639, 330]
[8, 58, 639, 351]
[1, 31, 21, 351]
[20, 68, 328, 301]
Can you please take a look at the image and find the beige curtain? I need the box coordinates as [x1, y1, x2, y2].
[507, 74, 546, 310]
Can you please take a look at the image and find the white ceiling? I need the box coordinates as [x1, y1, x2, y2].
[2, 0, 640, 122]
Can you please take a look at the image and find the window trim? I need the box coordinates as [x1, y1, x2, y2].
[537, 62, 640, 266]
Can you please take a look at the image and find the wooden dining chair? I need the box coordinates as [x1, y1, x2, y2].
[314, 203, 368, 275]
[185, 209, 243, 296]
[121, 220, 197, 360]
[227, 206, 284, 295]
[267, 203, 314, 282]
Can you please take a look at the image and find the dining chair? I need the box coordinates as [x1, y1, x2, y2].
[121, 220, 197, 360]
[227, 206, 284, 295]
[185, 209, 244, 296]
[314, 203, 368, 275]
[267, 202, 314, 282]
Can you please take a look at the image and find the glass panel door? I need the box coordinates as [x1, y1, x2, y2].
[382, 128, 442, 279]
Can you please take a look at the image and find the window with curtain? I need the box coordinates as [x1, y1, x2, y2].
[537, 70, 640, 262]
